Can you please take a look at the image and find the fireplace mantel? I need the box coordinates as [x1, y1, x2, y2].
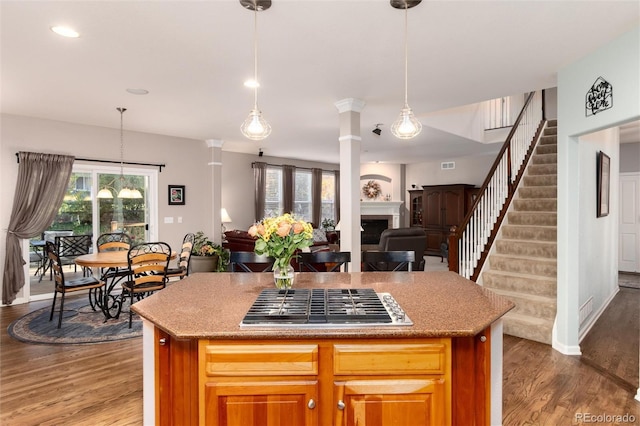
[361, 201, 403, 228]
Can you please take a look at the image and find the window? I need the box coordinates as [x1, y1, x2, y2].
[294, 169, 312, 221]
[264, 167, 283, 217]
[321, 172, 336, 223]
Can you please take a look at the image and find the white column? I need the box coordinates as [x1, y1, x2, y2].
[206, 139, 224, 245]
[335, 98, 365, 272]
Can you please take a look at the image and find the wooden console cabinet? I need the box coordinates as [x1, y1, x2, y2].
[408, 184, 476, 256]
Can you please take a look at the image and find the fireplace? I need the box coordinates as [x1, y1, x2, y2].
[361, 219, 390, 245]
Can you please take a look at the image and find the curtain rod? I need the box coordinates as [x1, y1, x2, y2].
[251, 161, 338, 173]
[16, 153, 165, 172]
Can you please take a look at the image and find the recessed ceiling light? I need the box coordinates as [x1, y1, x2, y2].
[126, 88, 149, 95]
[244, 79, 260, 88]
[50, 26, 79, 38]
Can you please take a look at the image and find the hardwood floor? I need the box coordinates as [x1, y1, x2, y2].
[0, 296, 143, 425]
[1, 291, 639, 425]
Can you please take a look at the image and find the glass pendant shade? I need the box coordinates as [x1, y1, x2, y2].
[118, 187, 133, 198]
[241, 109, 271, 140]
[97, 188, 113, 199]
[130, 189, 143, 199]
[391, 105, 422, 139]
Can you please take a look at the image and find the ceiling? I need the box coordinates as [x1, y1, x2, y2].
[2, 1, 639, 165]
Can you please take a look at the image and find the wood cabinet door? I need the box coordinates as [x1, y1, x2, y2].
[424, 189, 443, 227]
[204, 380, 318, 426]
[441, 189, 464, 226]
[334, 379, 447, 426]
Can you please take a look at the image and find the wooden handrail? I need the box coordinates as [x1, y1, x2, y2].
[449, 91, 545, 280]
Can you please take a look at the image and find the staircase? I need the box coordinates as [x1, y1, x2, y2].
[482, 119, 558, 345]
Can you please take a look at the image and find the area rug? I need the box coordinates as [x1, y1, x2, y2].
[619, 272, 640, 290]
[7, 299, 141, 345]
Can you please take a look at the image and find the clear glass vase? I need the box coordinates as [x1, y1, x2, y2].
[273, 262, 295, 290]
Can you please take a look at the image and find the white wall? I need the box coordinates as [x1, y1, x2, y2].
[1, 114, 213, 303]
[577, 129, 620, 335]
[405, 154, 494, 189]
[556, 25, 640, 354]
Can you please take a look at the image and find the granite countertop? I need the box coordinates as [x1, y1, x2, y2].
[132, 271, 514, 340]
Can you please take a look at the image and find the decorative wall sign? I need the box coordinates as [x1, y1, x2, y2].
[596, 151, 610, 217]
[168, 185, 185, 205]
[585, 77, 613, 117]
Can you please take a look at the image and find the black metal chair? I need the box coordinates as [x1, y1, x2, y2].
[46, 241, 104, 329]
[298, 251, 351, 272]
[166, 233, 195, 280]
[229, 251, 274, 272]
[121, 242, 171, 327]
[362, 250, 415, 272]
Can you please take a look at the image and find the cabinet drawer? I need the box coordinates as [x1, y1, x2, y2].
[202, 343, 318, 376]
[334, 343, 447, 375]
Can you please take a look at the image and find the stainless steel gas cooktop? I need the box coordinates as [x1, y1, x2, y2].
[240, 288, 413, 329]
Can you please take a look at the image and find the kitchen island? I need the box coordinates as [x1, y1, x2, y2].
[133, 271, 514, 426]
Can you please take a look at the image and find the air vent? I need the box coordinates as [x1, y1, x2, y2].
[441, 161, 455, 170]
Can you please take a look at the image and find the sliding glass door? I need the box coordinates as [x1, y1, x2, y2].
[27, 164, 157, 300]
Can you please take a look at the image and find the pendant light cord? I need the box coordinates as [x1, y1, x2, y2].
[403, 3, 409, 107]
[118, 107, 126, 179]
[253, 5, 259, 109]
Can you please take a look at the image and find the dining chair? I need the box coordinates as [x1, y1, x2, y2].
[298, 251, 351, 272]
[94, 232, 133, 308]
[46, 241, 104, 329]
[121, 242, 171, 327]
[229, 251, 274, 272]
[166, 233, 195, 280]
[362, 250, 416, 272]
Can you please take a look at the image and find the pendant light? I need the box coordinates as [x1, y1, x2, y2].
[390, 0, 422, 140]
[240, 0, 272, 140]
[116, 107, 142, 199]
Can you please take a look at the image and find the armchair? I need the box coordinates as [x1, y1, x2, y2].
[374, 227, 426, 271]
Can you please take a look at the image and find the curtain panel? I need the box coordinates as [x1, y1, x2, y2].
[253, 162, 267, 222]
[3, 152, 75, 304]
[311, 168, 322, 227]
[282, 165, 295, 214]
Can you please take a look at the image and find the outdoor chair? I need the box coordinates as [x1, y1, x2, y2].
[362, 250, 416, 272]
[121, 242, 171, 328]
[166, 233, 195, 280]
[229, 251, 274, 272]
[298, 251, 351, 272]
[46, 241, 104, 329]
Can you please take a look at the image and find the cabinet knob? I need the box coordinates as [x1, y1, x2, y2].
[159, 338, 166, 346]
[307, 399, 315, 409]
[479, 335, 487, 343]
[337, 400, 345, 410]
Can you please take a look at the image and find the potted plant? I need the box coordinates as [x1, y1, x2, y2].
[321, 217, 336, 231]
[190, 231, 229, 272]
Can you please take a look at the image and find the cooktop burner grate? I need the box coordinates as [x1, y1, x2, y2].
[241, 288, 412, 327]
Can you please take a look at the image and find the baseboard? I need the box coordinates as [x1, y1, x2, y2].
[552, 318, 582, 355]
[578, 287, 620, 342]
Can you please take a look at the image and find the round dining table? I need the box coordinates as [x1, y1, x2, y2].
[75, 251, 176, 320]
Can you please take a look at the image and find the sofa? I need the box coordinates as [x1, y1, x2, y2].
[368, 227, 427, 271]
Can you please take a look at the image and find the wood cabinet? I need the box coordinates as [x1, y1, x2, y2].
[408, 184, 475, 256]
[409, 190, 424, 227]
[155, 338, 455, 426]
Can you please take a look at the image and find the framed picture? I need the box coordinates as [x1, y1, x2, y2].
[596, 151, 610, 217]
[168, 185, 185, 205]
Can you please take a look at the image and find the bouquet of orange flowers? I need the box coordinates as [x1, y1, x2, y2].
[248, 213, 314, 273]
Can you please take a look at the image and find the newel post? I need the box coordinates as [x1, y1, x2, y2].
[448, 225, 458, 273]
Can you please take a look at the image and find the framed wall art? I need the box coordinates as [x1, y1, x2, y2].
[596, 151, 610, 217]
[168, 185, 185, 206]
